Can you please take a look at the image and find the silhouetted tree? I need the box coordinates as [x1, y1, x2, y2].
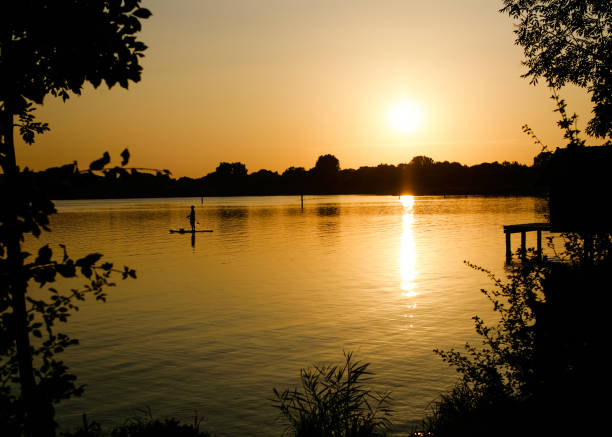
[312, 155, 340, 194]
[313, 154, 340, 174]
[214, 162, 248, 178]
[0, 2, 150, 435]
[282, 166, 307, 178]
[247, 169, 281, 195]
[26, 155, 544, 198]
[533, 150, 553, 168]
[205, 162, 248, 195]
[501, 0, 612, 139]
[409, 155, 434, 167]
[277, 166, 306, 195]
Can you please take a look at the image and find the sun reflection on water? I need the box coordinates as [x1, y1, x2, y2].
[399, 195, 417, 295]
[400, 211, 417, 296]
[399, 194, 415, 209]
[399, 199, 418, 328]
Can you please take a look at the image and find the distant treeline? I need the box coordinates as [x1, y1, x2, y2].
[22, 153, 549, 199]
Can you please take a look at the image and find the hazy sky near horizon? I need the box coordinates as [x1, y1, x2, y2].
[16, 0, 594, 178]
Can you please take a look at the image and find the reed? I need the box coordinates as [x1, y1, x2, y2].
[272, 351, 392, 437]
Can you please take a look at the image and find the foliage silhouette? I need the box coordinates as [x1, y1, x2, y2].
[31, 154, 541, 199]
[501, 0, 612, 139]
[59, 410, 212, 437]
[522, 93, 612, 232]
[408, 156, 434, 168]
[314, 155, 341, 174]
[0, 1, 150, 116]
[272, 352, 392, 437]
[418, 93, 612, 436]
[0, 152, 137, 437]
[422, 238, 611, 436]
[1, 2, 151, 436]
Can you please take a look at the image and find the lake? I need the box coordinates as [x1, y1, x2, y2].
[28, 195, 550, 435]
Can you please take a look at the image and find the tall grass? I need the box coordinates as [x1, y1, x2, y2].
[272, 352, 392, 437]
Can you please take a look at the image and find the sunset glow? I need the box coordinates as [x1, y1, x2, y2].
[388, 101, 424, 134]
[12, 0, 594, 177]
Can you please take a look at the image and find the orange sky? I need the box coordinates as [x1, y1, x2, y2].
[16, 0, 594, 178]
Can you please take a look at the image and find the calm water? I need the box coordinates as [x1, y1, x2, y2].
[28, 195, 549, 435]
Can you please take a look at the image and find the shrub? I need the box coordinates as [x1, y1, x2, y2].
[419, 235, 612, 436]
[60, 411, 211, 437]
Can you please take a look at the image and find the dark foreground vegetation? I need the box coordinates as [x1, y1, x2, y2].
[60, 352, 392, 437]
[25, 153, 543, 199]
[60, 412, 211, 437]
[417, 233, 612, 437]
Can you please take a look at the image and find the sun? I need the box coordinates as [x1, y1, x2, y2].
[387, 100, 424, 134]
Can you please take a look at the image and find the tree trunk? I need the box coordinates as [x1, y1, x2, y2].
[2, 109, 55, 436]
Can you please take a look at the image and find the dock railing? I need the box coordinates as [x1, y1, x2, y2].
[503, 222, 552, 262]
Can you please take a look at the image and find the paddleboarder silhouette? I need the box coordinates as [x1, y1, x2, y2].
[187, 205, 196, 232]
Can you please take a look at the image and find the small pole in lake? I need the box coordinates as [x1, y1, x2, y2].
[505, 231, 512, 264]
[201, 195, 204, 204]
[300, 193, 304, 210]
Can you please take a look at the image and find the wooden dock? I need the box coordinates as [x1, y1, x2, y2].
[503, 222, 551, 262]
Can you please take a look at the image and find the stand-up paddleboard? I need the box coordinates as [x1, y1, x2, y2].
[169, 228, 213, 234]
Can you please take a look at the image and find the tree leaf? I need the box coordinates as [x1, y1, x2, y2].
[76, 253, 103, 268]
[89, 152, 111, 171]
[56, 261, 76, 278]
[120, 148, 130, 166]
[35, 245, 52, 265]
[133, 8, 152, 19]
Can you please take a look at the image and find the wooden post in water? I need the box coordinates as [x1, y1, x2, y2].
[300, 193, 304, 210]
[520, 231, 526, 260]
[536, 230, 542, 260]
[505, 231, 512, 263]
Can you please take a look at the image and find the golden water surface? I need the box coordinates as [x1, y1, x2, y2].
[29, 195, 548, 435]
